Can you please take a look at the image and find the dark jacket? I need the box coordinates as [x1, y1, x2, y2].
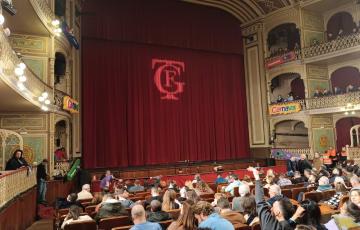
[147, 211, 171, 222]
[255, 180, 293, 230]
[95, 201, 128, 222]
[5, 157, 28, 170]
[144, 196, 163, 208]
[297, 160, 312, 174]
[37, 163, 47, 181]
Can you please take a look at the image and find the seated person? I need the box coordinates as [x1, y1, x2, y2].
[350, 188, 360, 207]
[61, 205, 93, 229]
[99, 170, 117, 190]
[77, 184, 93, 200]
[5, 149, 29, 170]
[162, 190, 180, 211]
[144, 187, 163, 208]
[324, 179, 348, 209]
[325, 201, 360, 229]
[192, 201, 234, 230]
[287, 93, 294, 101]
[347, 84, 356, 93]
[232, 184, 251, 212]
[130, 205, 162, 230]
[277, 174, 292, 187]
[323, 89, 331, 96]
[211, 193, 226, 207]
[313, 89, 322, 98]
[168, 180, 179, 192]
[94, 194, 128, 222]
[217, 197, 246, 225]
[58, 193, 84, 210]
[214, 173, 227, 185]
[116, 188, 135, 208]
[350, 175, 360, 189]
[242, 175, 254, 186]
[168, 200, 196, 230]
[316, 176, 332, 192]
[267, 184, 284, 206]
[224, 174, 242, 196]
[291, 171, 305, 184]
[296, 200, 327, 230]
[240, 195, 259, 226]
[276, 95, 284, 103]
[194, 181, 214, 196]
[147, 200, 171, 222]
[334, 86, 342, 95]
[128, 180, 145, 193]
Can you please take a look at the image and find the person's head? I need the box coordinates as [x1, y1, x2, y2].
[300, 154, 307, 160]
[294, 171, 301, 178]
[266, 169, 275, 177]
[297, 199, 321, 227]
[118, 188, 129, 198]
[82, 184, 91, 192]
[314, 152, 320, 158]
[150, 200, 162, 212]
[241, 195, 257, 216]
[238, 184, 250, 197]
[350, 189, 360, 206]
[131, 204, 146, 224]
[13, 149, 23, 159]
[304, 169, 312, 178]
[243, 175, 252, 183]
[334, 182, 348, 193]
[351, 175, 360, 187]
[332, 168, 341, 176]
[341, 201, 360, 222]
[216, 197, 231, 211]
[162, 189, 177, 211]
[192, 201, 214, 224]
[68, 205, 81, 220]
[105, 170, 111, 176]
[318, 176, 329, 186]
[272, 198, 295, 221]
[151, 187, 159, 196]
[186, 190, 200, 203]
[269, 184, 281, 198]
[67, 193, 78, 202]
[196, 181, 209, 192]
[134, 179, 141, 186]
[194, 174, 201, 182]
[177, 199, 196, 229]
[266, 175, 275, 185]
[229, 174, 238, 183]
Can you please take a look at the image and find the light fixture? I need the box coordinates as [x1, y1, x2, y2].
[41, 105, 48, 111]
[351, 111, 356, 115]
[14, 67, 24, 76]
[4, 27, 10, 36]
[17, 82, 25, 91]
[38, 96, 44, 102]
[345, 111, 349, 115]
[19, 75, 27, 82]
[51, 19, 60, 26]
[53, 28, 62, 34]
[42, 91, 48, 98]
[0, 14, 5, 25]
[347, 103, 352, 107]
[18, 62, 26, 70]
[44, 99, 50, 105]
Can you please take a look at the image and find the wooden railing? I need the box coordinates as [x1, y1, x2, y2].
[303, 32, 360, 58]
[0, 167, 37, 209]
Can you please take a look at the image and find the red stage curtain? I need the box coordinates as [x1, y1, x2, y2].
[336, 117, 360, 151]
[331, 67, 360, 92]
[82, 0, 249, 169]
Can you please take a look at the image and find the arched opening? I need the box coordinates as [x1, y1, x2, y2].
[331, 66, 360, 94]
[336, 117, 360, 151]
[55, 120, 67, 160]
[327, 12, 357, 41]
[267, 23, 300, 57]
[55, 0, 66, 18]
[273, 120, 308, 148]
[270, 73, 304, 103]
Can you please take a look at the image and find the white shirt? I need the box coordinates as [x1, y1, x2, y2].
[61, 215, 93, 229]
[77, 190, 93, 200]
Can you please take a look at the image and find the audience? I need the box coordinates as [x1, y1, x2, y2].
[325, 201, 360, 229]
[316, 176, 332, 192]
[186, 190, 200, 204]
[296, 199, 327, 230]
[240, 195, 259, 226]
[116, 188, 135, 208]
[130, 204, 162, 230]
[232, 183, 250, 212]
[77, 184, 93, 200]
[192, 201, 234, 230]
[351, 175, 360, 189]
[217, 197, 246, 225]
[168, 200, 196, 230]
[147, 200, 171, 222]
[58, 193, 84, 210]
[61, 205, 92, 229]
[128, 180, 145, 193]
[144, 187, 163, 208]
[277, 174, 292, 186]
[100, 170, 116, 190]
[162, 190, 179, 211]
[291, 171, 305, 184]
[94, 194, 128, 222]
[267, 184, 283, 206]
[324, 179, 348, 208]
[215, 173, 227, 185]
[5, 149, 29, 171]
[350, 188, 360, 207]
[194, 181, 214, 195]
[224, 174, 242, 196]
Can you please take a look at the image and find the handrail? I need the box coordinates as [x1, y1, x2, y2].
[0, 167, 37, 209]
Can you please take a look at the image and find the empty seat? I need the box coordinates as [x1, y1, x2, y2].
[98, 216, 131, 230]
[64, 220, 97, 230]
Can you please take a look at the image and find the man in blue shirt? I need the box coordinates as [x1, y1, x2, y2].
[192, 201, 234, 230]
[215, 173, 227, 185]
[224, 174, 242, 196]
[130, 205, 162, 230]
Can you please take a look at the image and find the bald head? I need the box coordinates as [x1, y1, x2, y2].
[131, 204, 146, 224]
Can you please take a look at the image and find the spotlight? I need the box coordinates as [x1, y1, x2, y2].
[17, 82, 25, 91]
[345, 111, 349, 115]
[351, 111, 356, 115]
[51, 19, 60, 26]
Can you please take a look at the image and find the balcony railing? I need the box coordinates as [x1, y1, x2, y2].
[0, 167, 37, 208]
[347, 147, 360, 164]
[303, 32, 360, 59]
[271, 148, 313, 160]
[264, 50, 301, 69]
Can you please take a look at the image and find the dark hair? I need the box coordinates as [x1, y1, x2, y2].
[192, 201, 214, 216]
[68, 193, 78, 202]
[241, 195, 257, 216]
[347, 166, 355, 173]
[278, 198, 295, 220]
[68, 205, 81, 220]
[216, 197, 230, 209]
[12, 149, 23, 158]
[295, 225, 316, 230]
[298, 199, 321, 227]
[346, 201, 360, 223]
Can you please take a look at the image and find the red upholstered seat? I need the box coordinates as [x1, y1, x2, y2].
[98, 216, 131, 230]
[85, 205, 97, 215]
[64, 220, 97, 230]
[251, 223, 261, 230]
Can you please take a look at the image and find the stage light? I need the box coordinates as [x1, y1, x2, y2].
[14, 67, 24, 76]
[51, 19, 60, 26]
[42, 91, 48, 98]
[18, 62, 26, 70]
[0, 14, 4, 25]
[45, 99, 50, 105]
[19, 75, 27, 82]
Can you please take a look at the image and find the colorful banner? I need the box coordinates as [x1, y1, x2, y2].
[269, 102, 301, 115]
[265, 51, 296, 69]
[63, 96, 79, 113]
[271, 149, 300, 160]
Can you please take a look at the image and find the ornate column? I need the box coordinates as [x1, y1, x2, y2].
[49, 113, 55, 176]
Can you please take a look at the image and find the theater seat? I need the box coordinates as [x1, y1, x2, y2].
[166, 209, 180, 220]
[112, 226, 132, 230]
[58, 208, 69, 216]
[251, 223, 261, 230]
[64, 220, 97, 230]
[158, 219, 173, 229]
[233, 223, 251, 230]
[98, 216, 131, 230]
[85, 205, 97, 215]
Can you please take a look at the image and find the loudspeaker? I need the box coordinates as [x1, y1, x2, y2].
[266, 158, 275, 167]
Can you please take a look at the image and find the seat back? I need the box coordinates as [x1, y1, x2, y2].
[233, 223, 251, 230]
[85, 205, 97, 215]
[98, 216, 131, 230]
[166, 209, 180, 220]
[291, 187, 307, 200]
[251, 223, 261, 230]
[112, 226, 133, 230]
[64, 220, 97, 230]
[281, 189, 292, 199]
[158, 219, 173, 230]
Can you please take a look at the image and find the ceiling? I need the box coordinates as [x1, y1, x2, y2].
[0, 78, 41, 112]
[183, 0, 296, 24]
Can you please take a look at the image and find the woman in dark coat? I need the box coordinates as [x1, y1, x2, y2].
[5, 149, 29, 170]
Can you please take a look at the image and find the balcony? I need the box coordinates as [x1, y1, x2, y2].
[268, 91, 360, 116]
[271, 148, 313, 160]
[303, 32, 360, 64]
[264, 50, 301, 70]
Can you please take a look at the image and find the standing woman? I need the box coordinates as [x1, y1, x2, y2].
[5, 149, 29, 170]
